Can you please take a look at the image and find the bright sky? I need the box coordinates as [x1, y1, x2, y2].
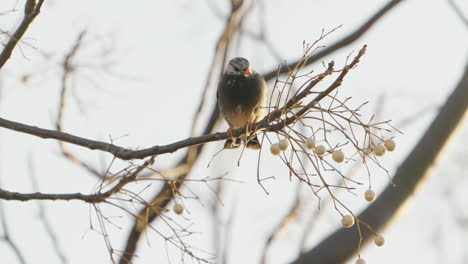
[0, 0, 467, 264]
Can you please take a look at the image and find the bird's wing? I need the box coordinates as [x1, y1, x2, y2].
[254, 72, 268, 107]
[216, 75, 224, 100]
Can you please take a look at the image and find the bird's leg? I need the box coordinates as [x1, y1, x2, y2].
[227, 127, 236, 141]
[245, 121, 261, 150]
[224, 127, 240, 149]
[246, 121, 257, 140]
[245, 122, 251, 138]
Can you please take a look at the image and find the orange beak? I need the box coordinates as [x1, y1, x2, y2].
[243, 67, 252, 77]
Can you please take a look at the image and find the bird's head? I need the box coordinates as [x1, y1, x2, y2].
[226, 57, 252, 77]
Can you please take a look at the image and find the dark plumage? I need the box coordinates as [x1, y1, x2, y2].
[217, 57, 267, 149]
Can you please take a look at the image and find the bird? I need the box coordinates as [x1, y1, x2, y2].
[217, 57, 267, 150]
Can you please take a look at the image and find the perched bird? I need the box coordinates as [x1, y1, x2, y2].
[217, 57, 267, 149]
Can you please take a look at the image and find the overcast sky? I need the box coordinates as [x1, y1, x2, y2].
[1, 0, 467, 264]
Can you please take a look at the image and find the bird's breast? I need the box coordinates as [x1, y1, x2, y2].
[218, 72, 267, 128]
[226, 106, 253, 128]
[224, 76, 263, 107]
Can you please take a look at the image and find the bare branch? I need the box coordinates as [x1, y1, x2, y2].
[27, 155, 68, 264]
[0, 107, 27, 263]
[190, 0, 246, 137]
[0, 46, 366, 167]
[293, 61, 468, 264]
[117, 1, 253, 262]
[0, 0, 45, 69]
[261, 184, 301, 264]
[119, 44, 365, 263]
[0, 201, 27, 264]
[262, 0, 402, 81]
[448, 0, 468, 28]
[0, 156, 155, 202]
[55, 31, 102, 177]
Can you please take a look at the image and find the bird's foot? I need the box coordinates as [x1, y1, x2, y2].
[224, 138, 242, 149]
[227, 127, 236, 141]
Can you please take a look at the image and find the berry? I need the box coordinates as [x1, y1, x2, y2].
[375, 235, 385, 247]
[278, 139, 290, 151]
[314, 145, 327, 156]
[363, 147, 372, 154]
[373, 144, 386, 156]
[332, 150, 345, 163]
[384, 139, 396, 151]
[341, 215, 355, 228]
[364, 189, 376, 202]
[355, 258, 366, 264]
[305, 137, 317, 150]
[270, 143, 282, 156]
[173, 203, 184, 215]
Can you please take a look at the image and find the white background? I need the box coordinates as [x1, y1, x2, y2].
[0, 0, 467, 264]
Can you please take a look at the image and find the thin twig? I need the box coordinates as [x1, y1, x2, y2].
[0, 0, 45, 69]
[0, 46, 366, 163]
[0, 201, 27, 264]
[261, 183, 301, 264]
[448, 0, 468, 28]
[55, 31, 102, 177]
[0, 156, 155, 202]
[27, 155, 68, 264]
[261, 0, 402, 81]
[117, 1, 250, 262]
[293, 61, 468, 264]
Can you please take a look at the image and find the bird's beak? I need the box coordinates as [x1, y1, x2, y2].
[243, 67, 252, 77]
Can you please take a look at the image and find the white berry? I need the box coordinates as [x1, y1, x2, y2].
[373, 144, 386, 156]
[173, 203, 184, 215]
[364, 189, 376, 202]
[305, 137, 317, 150]
[314, 145, 327, 156]
[341, 215, 355, 228]
[374, 235, 385, 247]
[363, 147, 372, 154]
[384, 139, 396, 151]
[270, 143, 282, 156]
[355, 258, 366, 264]
[332, 150, 345, 163]
[278, 139, 290, 151]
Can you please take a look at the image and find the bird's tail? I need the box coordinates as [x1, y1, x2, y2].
[223, 135, 261, 150]
[246, 135, 261, 150]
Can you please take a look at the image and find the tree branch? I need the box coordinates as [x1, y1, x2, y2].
[0, 0, 45, 69]
[116, 45, 367, 264]
[0, 156, 155, 202]
[117, 0, 250, 261]
[261, 184, 301, 264]
[0, 199, 27, 264]
[189, 0, 244, 137]
[27, 155, 68, 264]
[55, 31, 103, 177]
[0, 46, 365, 165]
[262, 0, 402, 81]
[292, 61, 468, 264]
[448, 0, 468, 28]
